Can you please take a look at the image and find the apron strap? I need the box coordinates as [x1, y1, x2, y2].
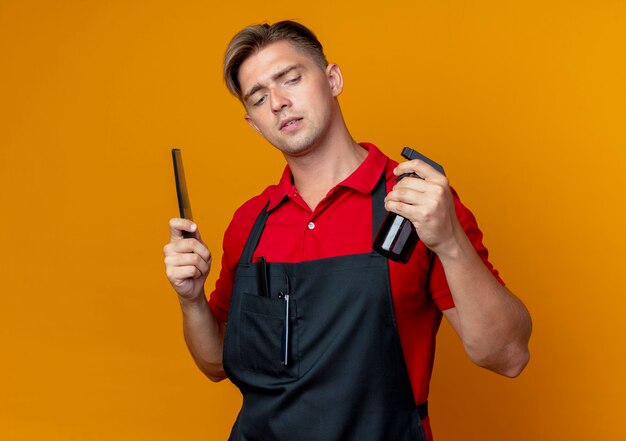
[238, 171, 388, 265]
[239, 201, 271, 265]
[371, 173, 387, 241]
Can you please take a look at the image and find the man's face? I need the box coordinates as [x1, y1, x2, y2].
[238, 40, 342, 156]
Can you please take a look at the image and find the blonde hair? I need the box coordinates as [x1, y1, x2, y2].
[223, 20, 328, 99]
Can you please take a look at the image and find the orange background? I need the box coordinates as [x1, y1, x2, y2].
[1, 1, 625, 439]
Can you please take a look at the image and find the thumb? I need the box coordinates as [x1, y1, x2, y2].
[169, 218, 198, 241]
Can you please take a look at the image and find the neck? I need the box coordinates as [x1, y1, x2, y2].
[283, 117, 367, 210]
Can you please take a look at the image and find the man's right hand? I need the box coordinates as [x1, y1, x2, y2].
[163, 218, 225, 382]
[163, 218, 212, 302]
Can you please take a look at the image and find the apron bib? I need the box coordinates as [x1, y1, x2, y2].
[223, 176, 427, 441]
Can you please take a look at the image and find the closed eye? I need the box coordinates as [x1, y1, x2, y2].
[286, 75, 301, 85]
[253, 95, 267, 106]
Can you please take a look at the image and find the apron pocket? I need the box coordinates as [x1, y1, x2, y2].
[239, 292, 299, 378]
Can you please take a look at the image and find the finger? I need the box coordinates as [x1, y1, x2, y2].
[194, 241, 211, 263]
[384, 199, 424, 223]
[392, 175, 431, 192]
[394, 177, 448, 202]
[394, 159, 447, 184]
[388, 185, 449, 215]
[385, 186, 426, 207]
[169, 218, 198, 241]
[167, 265, 202, 281]
[166, 238, 211, 260]
[165, 253, 210, 276]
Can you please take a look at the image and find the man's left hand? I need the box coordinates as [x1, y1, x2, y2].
[384, 159, 461, 258]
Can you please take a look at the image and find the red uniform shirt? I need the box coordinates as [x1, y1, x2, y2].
[209, 142, 503, 410]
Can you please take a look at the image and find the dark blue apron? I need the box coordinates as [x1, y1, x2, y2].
[223, 175, 427, 441]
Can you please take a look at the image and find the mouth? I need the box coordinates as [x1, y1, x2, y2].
[279, 117, 303, 131]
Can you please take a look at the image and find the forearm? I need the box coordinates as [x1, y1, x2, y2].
[179, 292, 227, 382]
[440, 228, 532, 377]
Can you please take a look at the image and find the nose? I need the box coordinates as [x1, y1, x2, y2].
[269, 88, 291, 114]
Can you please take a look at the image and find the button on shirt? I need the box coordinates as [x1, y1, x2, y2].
[209, 142, 504, 406]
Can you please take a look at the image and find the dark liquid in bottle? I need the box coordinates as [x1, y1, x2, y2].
[373, 211, 419, 264]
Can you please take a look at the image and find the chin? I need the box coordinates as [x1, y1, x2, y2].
[274, 134, 320, 156]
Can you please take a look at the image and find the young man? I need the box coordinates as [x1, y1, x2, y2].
[164, 21, 532, 441]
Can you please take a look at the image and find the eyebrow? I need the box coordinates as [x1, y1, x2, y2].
[243, 64, 304, 103]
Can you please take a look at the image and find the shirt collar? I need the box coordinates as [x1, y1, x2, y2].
[266, 142, 387, 212]
[337, 142, 387, 194]
[266, 166, 294, 212]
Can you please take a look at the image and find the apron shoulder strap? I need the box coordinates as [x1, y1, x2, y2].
[371, 173, 387, 241]
[238, 201, 271, 265]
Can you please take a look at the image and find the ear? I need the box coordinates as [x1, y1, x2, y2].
[245, 114, 261, 134]
[325, 63, 344, 97]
